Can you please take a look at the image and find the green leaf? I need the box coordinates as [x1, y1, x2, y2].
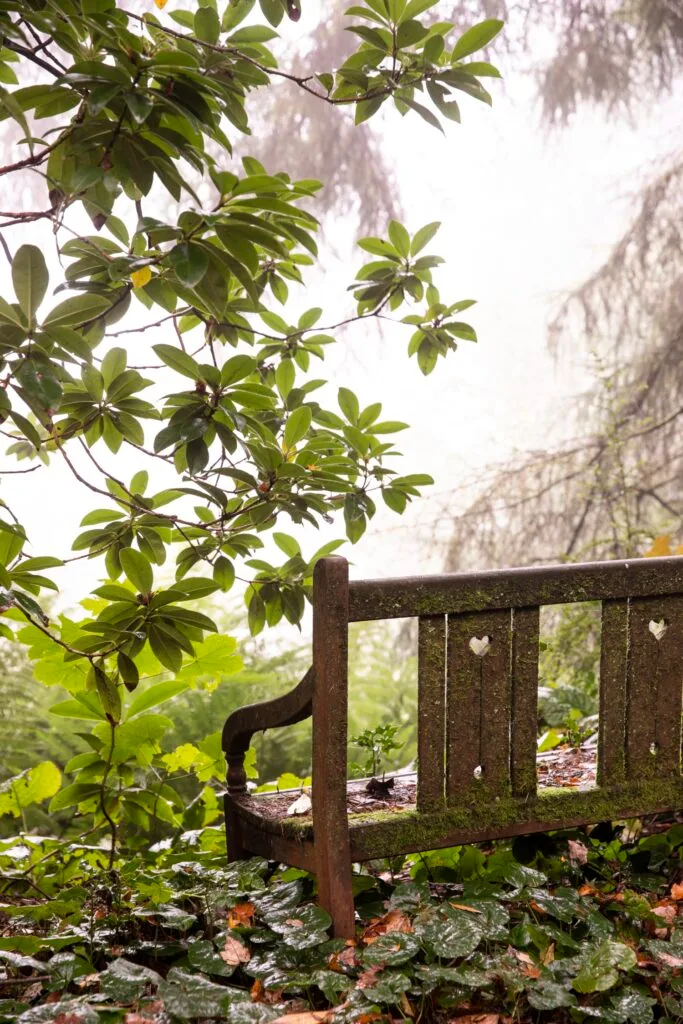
[169, 242, 209, 287]
[451, 18, 504, 60]
[0, 762, 61, 818]
[101, 347, 127, 387]
[159, 968, 247, 1020]
[153, 344, 201, 380]
[50, 696, 106, 722]
[355, 93, 385, 124]
[12, 245, 48, 323]
[213, 555, 235, 592]
[42, 294, 110, 328]
[275, 359, 295, 398]
[396, 18, 428, 47]
[92, 665, 122, 723]
[273, 532, 300, 557]
[403, 96, 444, 132]
[49, 783, 102, 813]
[117, 651, 140, 692]
[411, 221, 440, 255]
[388, 221, 411, 258]
[126, 679, 189, 718]
[195, 5, 220, 43]
[221, 355, 256, 386]
[283, 406, 312, 449]
[528, 980, 577, 1011]
[414, 904, 483, 958]
[338, 387, 360, 424]
[148, 625, 183, 672]
[119, 547, 153, 594]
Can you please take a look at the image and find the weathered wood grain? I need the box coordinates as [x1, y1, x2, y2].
[628, 596, 683, 777]
[349, 556, 683, 621]
[417, 615, 446, 812]
[311, 556, 354, 938]
[447, 610, 512, 801]
[511, 606, 540, 798]
[598, 600, 628, 787]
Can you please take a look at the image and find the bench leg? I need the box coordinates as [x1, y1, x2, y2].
[224, 793, 248, 860]
[315, 840, 355, 938]
[312, 556, 355, 938]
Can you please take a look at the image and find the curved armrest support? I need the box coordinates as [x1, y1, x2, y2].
[222, 668, 314, 795]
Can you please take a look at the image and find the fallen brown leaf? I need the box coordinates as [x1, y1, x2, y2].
[228, 901, 256, 928]
[75, 973, 100, 989]
[271, 1013, 334, 1024]
[221, 935, 251, 965]
[450, 903, 483, 914]
[447, 1014, 499, 1024]
[361, 908, 412, 943]
[400, 990, 414, 1017]
[656, 951, 683, 968]
[329, 944, 359, 971]
[568, 840, 588, 865]
[652, 905, 676, 926]
[541, 943, 555, 965]
[357, 965, 383, 989]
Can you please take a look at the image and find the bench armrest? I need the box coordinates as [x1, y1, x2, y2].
[222, 668, 314, 795]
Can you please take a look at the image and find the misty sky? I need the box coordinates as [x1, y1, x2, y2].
[4, 16, 682, 610]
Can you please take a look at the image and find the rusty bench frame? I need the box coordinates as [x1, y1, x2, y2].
[223, 554, 683, 936]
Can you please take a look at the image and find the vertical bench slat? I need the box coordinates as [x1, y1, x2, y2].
[447, 610, 512, 801]
[446, 613, 481, 800]
[598, 599, 628, 787]
[481, 610, 513, 792]
[511, 606, 540, 798]
[311, 557, 354, 938]
[417, 615, 446, 812]
[626, 598, 659, 775]
[629, 596, 683, 777]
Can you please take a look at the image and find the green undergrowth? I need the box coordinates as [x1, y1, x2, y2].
[2, 818, 683, 1023]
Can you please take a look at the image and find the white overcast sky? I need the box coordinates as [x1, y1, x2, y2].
[4, 9, 682, 612]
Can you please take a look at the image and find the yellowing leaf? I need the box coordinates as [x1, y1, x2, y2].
[644, 535, 671, 557]
[131, 266, 152, 289]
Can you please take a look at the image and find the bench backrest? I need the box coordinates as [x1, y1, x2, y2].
[311, 555, 683, 822]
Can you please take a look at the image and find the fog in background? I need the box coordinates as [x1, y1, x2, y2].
[5, 6, 682, 609]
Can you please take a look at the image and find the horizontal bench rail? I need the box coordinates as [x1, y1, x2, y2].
[348, 554, 683, 621]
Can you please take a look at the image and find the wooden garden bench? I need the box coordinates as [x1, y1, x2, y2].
[222, 554, 683, 937]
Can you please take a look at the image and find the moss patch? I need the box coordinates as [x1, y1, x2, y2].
[277, 778, 683, 860]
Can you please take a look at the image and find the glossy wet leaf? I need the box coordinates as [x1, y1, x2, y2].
[414, 904, 483, 958]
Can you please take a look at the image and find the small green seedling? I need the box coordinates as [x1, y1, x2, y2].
[349, 723, 401, 779]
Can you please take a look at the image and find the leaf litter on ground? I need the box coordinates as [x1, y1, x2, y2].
[1, 816, 683, 1022]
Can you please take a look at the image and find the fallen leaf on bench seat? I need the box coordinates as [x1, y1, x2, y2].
[287, 792, 312, 816]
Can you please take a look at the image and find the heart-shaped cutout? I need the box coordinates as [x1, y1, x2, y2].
[649, 619, 667, 641]
[469, 635, 491, 657]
